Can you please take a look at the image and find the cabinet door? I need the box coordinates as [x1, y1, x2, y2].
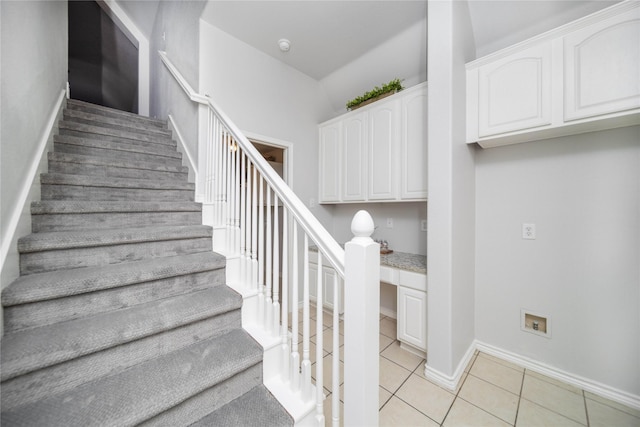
[401, 88, 428, 200]
[397, 286, 427, 351]
[319, 122, 342, 203]
[342, 112, 368, 201]
[478, 43, 553, 137]
[322, 267, 344, 314]
[368, 99, 400, 200]
[308, 263, 318, 304]
[564, 7, 640, 121]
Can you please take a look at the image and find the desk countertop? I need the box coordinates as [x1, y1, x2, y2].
[310, 245, 426, 275]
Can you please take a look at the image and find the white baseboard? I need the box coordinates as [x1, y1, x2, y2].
[424, 339, 477, 391]
[475, 341, 640, 411]
[0, 89, 66, 284]
[167, 114, 198, 186]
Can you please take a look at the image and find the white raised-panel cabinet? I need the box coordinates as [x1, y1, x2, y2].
[478, 43, 553, 137]
[368, 99, 400, 200]
[342, 111, 368, 202]
[318, 82, 428, 203]
[401, 87, 428, 200]
[319, 122, 341, 202]
[309, 255, 344, 314]
[466, 0, 640, 148]
[397, 286, 427, 353]
[564, 7, 640, 122]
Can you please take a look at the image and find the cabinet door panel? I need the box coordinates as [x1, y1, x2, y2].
[342, 112, 367, 201]
[564, 9, 640, 121]
[319, 123, 341, 203]
[369, 100, 400, 200]
[478, 43, 552, 137]
[397, 286, 427, 351]
[401, 89, 428, 199]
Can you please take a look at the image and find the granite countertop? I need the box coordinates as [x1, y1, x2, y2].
[309, 245, 426, 275]
[380, 251, 426, 274]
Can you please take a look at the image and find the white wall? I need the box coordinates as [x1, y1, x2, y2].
[148, 0, 206, 163]
[329, 203, 427, 255]
[0, 0, 68, 290]
[199, 21, 335, 231]
[425, 0, 477, 384]
[475, 126, 640, 397]
[320, 17, 427, 117]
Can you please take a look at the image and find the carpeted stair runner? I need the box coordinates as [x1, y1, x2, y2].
[1, 99, 293, 426]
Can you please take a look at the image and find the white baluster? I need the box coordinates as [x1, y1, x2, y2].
[281, 208, 290, 382]
[226, 134, 233, 253]
[272, 193, 280, 336]
[290, 222, 300, 393]
[245, 157, 252, 288]
[251, 165, 258, 290]
[332, 273, 340, 427]
[234, 141, 241, 255]
[240, 151, 246, 288]
[265, 187, 273, 333]
[301, 235, 312, 401]
[315, 251, 325, 424]
[257, 175, 265, 324]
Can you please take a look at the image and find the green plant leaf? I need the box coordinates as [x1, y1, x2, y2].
[346, 78, 404, 109]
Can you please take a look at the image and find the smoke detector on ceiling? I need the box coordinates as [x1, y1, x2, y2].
[278, 39, 291, 52]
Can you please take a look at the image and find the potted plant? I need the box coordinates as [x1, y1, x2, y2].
[346, 78, 404, 110]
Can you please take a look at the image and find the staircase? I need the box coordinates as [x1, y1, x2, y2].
[0, 99, 293, 426]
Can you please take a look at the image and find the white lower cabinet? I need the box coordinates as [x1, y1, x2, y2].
[309, 260, 344, 315]
[397, 286, 427, 353]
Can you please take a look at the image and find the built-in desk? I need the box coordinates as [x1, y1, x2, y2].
[309, 247, 427, 356]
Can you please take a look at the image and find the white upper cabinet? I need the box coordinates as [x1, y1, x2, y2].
[401, 88, 428, 200]
[564, 8, 640, 121]
[319, 83, 428, 204]
[342, 111, 368, 202]
[477, 43, 553, 137]
[368, 99, 400, 200]
[467, 1, 640, 148]
[319, 121, 341, 202]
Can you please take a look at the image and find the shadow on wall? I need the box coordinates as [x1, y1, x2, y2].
[68, 0, 138, 113]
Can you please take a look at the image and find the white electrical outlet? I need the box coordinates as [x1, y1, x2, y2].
[522, 223, 536, 240]
[309, 198, 316, 208]
[420, 220, 427, 232]
[386, 218, 394, 228]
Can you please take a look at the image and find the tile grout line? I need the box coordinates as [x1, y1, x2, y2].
[583, 390, 591, 427]
[513, 367, 527, 426]
[438, 351, 479, 426]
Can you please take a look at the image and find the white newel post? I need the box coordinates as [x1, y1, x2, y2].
[344, 210, 379, 426]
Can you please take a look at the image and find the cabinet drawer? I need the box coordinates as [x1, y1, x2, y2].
[380, 266, 398, 285]
[398, 270, 427, 292]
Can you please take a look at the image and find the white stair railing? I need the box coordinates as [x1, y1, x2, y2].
[159, 50, 380, 426]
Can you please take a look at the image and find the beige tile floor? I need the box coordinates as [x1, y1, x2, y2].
[294, 309, 640, 426]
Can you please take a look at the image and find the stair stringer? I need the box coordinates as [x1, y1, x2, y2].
[228, 271, 318, 425]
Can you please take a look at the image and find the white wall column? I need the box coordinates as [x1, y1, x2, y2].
[425, 0, 477, 389]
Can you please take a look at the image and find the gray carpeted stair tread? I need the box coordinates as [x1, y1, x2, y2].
[66, 98, 167, 129]
[18, 224, 212, 253]
[41, 172, 194, 191]
[60, 120, 173, 146]
[1, 313, 241, 411]
[48, 151, 186, 173]
[191, 385, 293, 427]
[30, 201, 202, 231]
[31, 201, 201, 215]
[0, 286, 243, 382]
[3, 251, 225, 306]
[1, 329, 262, 427]
[64, 109, 173, 137]
[54, 134, 180, 158]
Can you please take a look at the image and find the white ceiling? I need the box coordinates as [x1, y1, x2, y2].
[201, 1, 427, 81]
[200, 0, 619, 81]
